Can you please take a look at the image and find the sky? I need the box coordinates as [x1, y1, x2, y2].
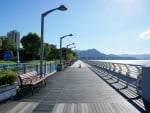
[1, 0, 150, 54]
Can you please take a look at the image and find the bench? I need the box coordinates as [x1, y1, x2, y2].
[17, 71, 46, 95]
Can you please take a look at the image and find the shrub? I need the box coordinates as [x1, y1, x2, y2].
[0, 70, 17, 86]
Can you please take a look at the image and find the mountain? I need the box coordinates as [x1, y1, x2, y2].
[76, 49, 106, 59]
[76, 49, 136, 60]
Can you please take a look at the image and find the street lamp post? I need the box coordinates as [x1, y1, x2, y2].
[70, 46, 76, 49]
[66, 46, 76, 66]
[60, 34, 73, 65]
[66, 43, 75, 48]
[16, 41, 20, 63]
[66, 43, 75, 62]
[40, 5, 67, 76]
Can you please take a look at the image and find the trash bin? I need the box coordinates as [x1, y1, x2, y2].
[57, 64, 62, 71]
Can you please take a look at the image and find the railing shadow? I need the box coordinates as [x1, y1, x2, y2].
[88, 65, 150, 113]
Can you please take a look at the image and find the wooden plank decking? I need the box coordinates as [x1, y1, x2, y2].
[50, 103, 139, 113]
[0, 60, 145, 113]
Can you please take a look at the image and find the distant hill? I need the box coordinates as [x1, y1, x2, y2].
[76, 49, 106, 59]
[76, 49, 136, 60]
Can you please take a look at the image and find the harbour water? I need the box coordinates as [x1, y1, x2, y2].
[93, 60, 150, 67]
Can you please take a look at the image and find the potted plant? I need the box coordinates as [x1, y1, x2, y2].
[0, 69, 17, 102]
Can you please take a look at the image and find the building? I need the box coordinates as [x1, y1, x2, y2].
[7, 30, 20, 48]
[50, 44, 57, 48]
[0, 36, 6, 39]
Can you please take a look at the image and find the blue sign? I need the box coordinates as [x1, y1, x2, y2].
[4, 50, 13, 60]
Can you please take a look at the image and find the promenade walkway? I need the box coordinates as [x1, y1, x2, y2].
[0, 60, 142, 113]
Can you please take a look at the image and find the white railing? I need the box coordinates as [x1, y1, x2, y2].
[85, 60, 142, 79]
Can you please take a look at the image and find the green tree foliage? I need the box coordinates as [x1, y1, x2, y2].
[67, 48, 77, 60]
[21, 33, 40, 60]
[58, 48, 77, 61]
[2, 37, 16, 51]
[0, 37, 16, 60]
[49, 45, 59, 60]
[44, 43, 51, 60]
[0, 39, 2, 48]
[62, 48, 67, 60]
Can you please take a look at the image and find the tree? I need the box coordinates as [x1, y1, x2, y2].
[62, 48, 67, 60]
[0, 37, 16, 60]
[2, 37, 16, 51]
[21, 33, 40, 60]
[49, 46, 59, 60]
[44, 43, 51, 60]
[0, 39, 2, 49]
[67, 48, 77, 60]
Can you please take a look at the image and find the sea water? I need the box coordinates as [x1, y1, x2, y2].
[93, 60, 150, 67]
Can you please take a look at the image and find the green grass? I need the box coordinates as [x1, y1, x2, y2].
[26, 60, 40, 63]
[0, 60, 16, 64]
[0, 60, 58, 64]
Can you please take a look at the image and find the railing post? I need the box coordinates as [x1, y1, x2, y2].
[36, 64, 38, 73]
[23, 64, 26, 74]
[44, 63, 47, 75]
[53, 62, 55, 72]
[50, 62, 52, 73]
[118, 64, 122, 74]
[55, 62, 57, 71]
[53, 62, 54, 72]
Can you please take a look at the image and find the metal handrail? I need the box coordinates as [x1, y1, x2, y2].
[0, 62, 57, 75]
[85, 60, 142, 79]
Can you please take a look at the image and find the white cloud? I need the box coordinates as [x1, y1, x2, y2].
[139, 29, 150, 39]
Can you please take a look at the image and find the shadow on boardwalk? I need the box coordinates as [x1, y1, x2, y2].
[88, 65, 150, 113]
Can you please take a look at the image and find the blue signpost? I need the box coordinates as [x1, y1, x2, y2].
[4, 50, 13, 61]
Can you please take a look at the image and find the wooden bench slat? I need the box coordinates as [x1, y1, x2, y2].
[17, 71, 46, 95]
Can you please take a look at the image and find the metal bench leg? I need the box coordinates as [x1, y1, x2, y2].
[44, 80, 46, 86]
[30, 86, 34, 96]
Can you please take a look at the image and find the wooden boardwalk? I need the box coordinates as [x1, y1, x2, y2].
[0, 60, 144, 113]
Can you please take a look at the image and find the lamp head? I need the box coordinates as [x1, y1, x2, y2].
[68, 34, 73, 36]
[58, 5, 67, 11]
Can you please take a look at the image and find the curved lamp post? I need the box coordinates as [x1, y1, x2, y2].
[16, 40, 20, 63]
[66, 46, 76, 66]
[66, 43, 75, 48]
[40, 5, 67, 76]
[70, 46, 76, 49]
[60, 34, 73, 65]
[66, 43, 75, 62]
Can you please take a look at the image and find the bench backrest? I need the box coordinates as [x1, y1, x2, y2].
[18, 71, 38, 86]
